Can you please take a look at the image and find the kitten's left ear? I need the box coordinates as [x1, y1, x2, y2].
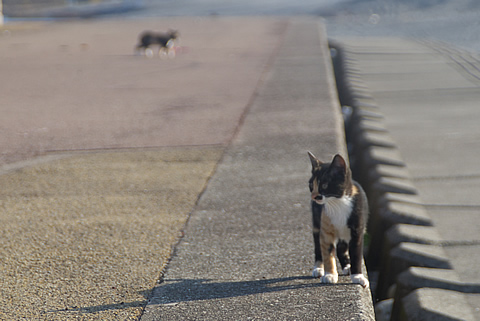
[331, 154, 347, 173]
[308, 151, 322, 169]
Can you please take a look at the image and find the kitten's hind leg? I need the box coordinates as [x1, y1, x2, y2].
[312, 260, 324, 278]
[337, 240, 351, 275]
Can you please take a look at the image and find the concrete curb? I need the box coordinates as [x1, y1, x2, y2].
[400, 288, 477, 321]
[329, 39, 480, 320]
[377, 243, 452, 300]
[393, 266, 480, 320]
[139, 20, 375, 320]
[368, 201, 432, 269]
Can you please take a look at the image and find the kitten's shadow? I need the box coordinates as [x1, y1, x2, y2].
[47, 275, 354, 315]
[149, 275, 354, 305]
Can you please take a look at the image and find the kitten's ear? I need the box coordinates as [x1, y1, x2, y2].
[308, 151, 322, 169]
[331, 154, 347, 173]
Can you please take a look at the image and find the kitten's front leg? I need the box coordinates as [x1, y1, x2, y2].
[349, 233, 369, 288]
[320, 216, 338, 284]
[312, 230, 324, 277]
[320, 244, 338, 284]
[351, 274, 369, 288]
[312, 202, 324, 278]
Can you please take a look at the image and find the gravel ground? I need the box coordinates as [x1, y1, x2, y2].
[0, 147, 223, 319]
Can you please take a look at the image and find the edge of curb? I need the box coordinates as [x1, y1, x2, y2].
[328, 39, 479, 321]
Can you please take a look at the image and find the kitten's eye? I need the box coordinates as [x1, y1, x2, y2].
[321, 183, 328, 190]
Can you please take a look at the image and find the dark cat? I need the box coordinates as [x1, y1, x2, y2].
[136, 30, 179, 57]
[308, 152, 369, 287]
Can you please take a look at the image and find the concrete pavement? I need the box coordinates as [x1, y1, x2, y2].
[0, 17, 375, 320]
[0, 17, 282, 164]
[141, 19, 374, 320]
[6, 8, 480, 319]
[334, 37, 480, 320]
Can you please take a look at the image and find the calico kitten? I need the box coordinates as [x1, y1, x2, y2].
[308, 152, 369, 288]
[136, 30, 179, 57]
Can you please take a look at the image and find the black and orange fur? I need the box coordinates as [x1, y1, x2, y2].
[136, 30, 179, 56]
[308, 152, 369, 287]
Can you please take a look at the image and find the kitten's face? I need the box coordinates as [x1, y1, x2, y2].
[308, 153, 348, 205]
[168, 30, 179, 39]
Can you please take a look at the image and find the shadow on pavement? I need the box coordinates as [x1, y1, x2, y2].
[48, 299, 146, 314]
[149, 275, 353, 305]
[46, 276, 356, 316]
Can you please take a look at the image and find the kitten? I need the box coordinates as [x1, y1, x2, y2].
[308, 152, 369, 288]
[136, 30, 179, 57]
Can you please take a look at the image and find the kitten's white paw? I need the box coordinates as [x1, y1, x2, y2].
[145, 48, 154, 58]
[342, 264, 351, 276]
[351, 274, 369, 288]
[312, 266, 324, 278]
[320, 273, 338, 284]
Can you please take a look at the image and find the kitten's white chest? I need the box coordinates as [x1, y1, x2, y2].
[324, 196, 353, 241]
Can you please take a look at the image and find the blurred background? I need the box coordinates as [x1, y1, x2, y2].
[1, 0, 479, 319]
[2, 0, 480, 52]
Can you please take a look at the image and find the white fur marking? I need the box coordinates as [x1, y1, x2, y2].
[351, 274, 369, 288]
[312, 266, 324, 278]
[324, 195, 353, 228]
[145, 48, 154, 58]
[342, 264, 351, 276]
[321, 273, 338, 284]
[312, 261, 324, 278]
[337, 225, 351, 243]
[324, 195, 353, 242]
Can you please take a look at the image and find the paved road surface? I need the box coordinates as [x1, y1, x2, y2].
[0, 17, 295, 319]
[0, 17, 281, 165]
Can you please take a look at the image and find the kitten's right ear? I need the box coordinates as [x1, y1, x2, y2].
[331, 154, 347, 174]
[308, 151, 322, 169]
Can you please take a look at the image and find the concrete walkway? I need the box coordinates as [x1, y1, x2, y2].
[141, 19, 374, 320]
[0, 17, 284, 319]
[336, 37, 480, 320]
[0, 17, 375, 319]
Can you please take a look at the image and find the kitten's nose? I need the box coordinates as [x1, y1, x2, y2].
[312, 193, 323, 201]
